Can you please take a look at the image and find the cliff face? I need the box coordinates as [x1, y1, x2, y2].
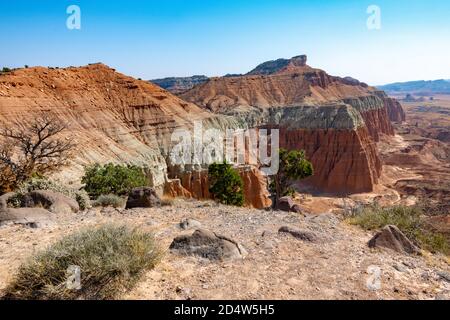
[374, 91, 406, 123]
[170, 166, 272, 209]
[279, 127, 381, 194]
[180, 55, 402, 194]
[0, 64, 272, 208]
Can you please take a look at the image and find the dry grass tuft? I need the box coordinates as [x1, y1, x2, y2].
[349, 204, 449, 255]
[2, 224, 162, 300]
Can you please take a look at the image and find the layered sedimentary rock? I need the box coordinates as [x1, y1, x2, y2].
[180, 55, 401, 193]
[0, 64, 224, 187]
[374, 91, 406, 123]
[0, 64, 271, 208]
[170, 166, 272, 209]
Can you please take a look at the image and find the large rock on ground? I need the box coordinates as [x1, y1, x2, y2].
[125, 187, 161, 209]
[0, 207, 54, 227]
[170, 229, 247, 261]
[0, 192, 16, 210]
[23, 190, 79, 214]
[278, 226, 318, 242]
[368, 225, 420, 255]
[276, 197, 301, 213]
[179, 218, 202, 230]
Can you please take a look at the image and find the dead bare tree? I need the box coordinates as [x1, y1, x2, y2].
[0, 113, 75, 193]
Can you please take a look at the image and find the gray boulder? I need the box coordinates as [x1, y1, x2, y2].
[23, 190, 79, 214]
[277, 197, 294, 212]
[179, 218, 202, 230]
[170, 229, 247, 261]
[278, 226, 318, 242]
[125, 187, 161, 209]
[0, 207, 54, 227]
[276, 197, 302, 213]
[368, 225, 420, 255]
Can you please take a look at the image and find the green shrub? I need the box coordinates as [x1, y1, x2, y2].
[82, 163, 148, 198]
[93, 194, 125, 208]
[349, 204, 449, 255]
[1, 67, 11, 73]
[273, 148, 313, 201]
[2, 225, 162, 300]
[6, 193, 25, 208]
[208, 162, 244, 207]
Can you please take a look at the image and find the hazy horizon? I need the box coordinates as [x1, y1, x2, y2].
[1, 0, 450, 85]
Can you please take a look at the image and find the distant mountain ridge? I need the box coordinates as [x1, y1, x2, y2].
[151, 75, 209, 94]
[378, 79, 450, 95]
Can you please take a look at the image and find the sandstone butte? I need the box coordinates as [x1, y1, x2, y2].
[180, 55, 406, 195]
[0, 56, 405, 208]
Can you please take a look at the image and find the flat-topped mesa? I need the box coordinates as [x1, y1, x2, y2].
[180, 55, 404, 194]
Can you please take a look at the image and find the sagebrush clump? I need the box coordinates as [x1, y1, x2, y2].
[2, 225, 162, 300]
[92, 194, 125, 208]
[82, 163, 148, 198]
[349, 204, 449, 255]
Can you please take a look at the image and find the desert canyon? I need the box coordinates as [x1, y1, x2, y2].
[0, 55, 449, 300]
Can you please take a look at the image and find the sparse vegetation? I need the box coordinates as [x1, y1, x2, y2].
[82, 163, 148, 198]
[272, 148, 313, 203]
[2, 225, 162, 300]
[1, 67, 11, 73]
[92, 194, 125, 208]
[0, 113, 75, 193]
[349, 204, 449, 255]
[208, 161, 244, 207]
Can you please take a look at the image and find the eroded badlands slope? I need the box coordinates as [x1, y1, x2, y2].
[0, 64, 238, 187]
[0, 58, 405, 199]
[180, 55, 405, 194]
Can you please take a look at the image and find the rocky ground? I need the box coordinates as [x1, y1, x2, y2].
[0, 199, 448, 300]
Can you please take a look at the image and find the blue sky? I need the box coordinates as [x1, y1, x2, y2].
[1, 0, 449, 85]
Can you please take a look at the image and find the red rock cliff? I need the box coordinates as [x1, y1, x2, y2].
[170, 166, 272, 209]
[179, 55, 403, 194]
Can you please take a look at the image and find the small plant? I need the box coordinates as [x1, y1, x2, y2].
[24, 65, 29, 69]
[75, 190, 91, 210]
[1, 67, 11, 73]
[2, 225, 162, 300]
[0, 113, 75, 193]
[208, 161, 244, 207]
[6, 193, 25, 208]
[349, 204, 449, 255]
[92, 194, 125, 208]
[82, 163, 148, 198]
[272, 149, 313, 204]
